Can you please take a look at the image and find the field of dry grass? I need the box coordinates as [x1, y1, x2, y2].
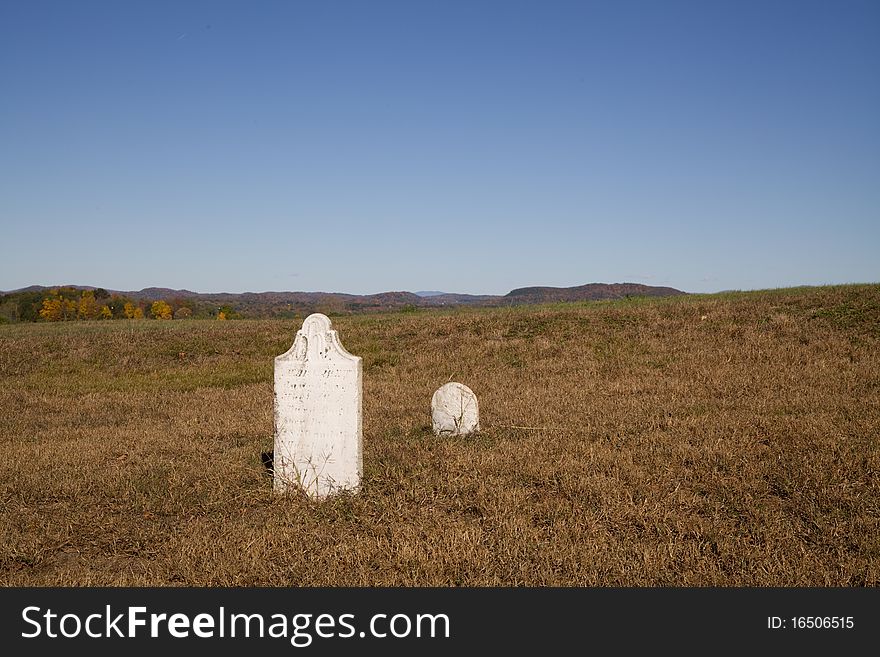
[1, 285, 878, 586]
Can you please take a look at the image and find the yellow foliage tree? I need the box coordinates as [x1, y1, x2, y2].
[78, 290, 99, 320]
[123, 302, 136, 319]
[133, 307, 144, 319]
[100, 305, 112, 319]
[62, 298, 77, 320]
[39, 297, 62, 321]
[151, 300, 173, 320]
[217, 311, 227, 321]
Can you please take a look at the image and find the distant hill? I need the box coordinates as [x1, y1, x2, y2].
[1, 282, 687, 320]
[505, 282, 686, 303]
[134, 287, 201, 299]
[2, 285, 49, 294]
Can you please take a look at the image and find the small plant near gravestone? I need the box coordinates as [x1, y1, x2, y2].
[260, 450, 274, 476]
[276, 452, 340, 498]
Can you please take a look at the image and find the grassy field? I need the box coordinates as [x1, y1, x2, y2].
[1, 285, 878, 586]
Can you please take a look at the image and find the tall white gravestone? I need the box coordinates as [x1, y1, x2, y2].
[274, 313, 362, 498]
[431, 382, 480, 436]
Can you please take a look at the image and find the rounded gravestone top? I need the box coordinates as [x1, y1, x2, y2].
[302, 313, 333, 334]
[431, 382, 480, 436]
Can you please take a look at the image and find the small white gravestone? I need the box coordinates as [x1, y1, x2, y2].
[274, 313, 362, 498]
[431, 382, 480, 436]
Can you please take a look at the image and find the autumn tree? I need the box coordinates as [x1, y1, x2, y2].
[39, 290, 77, 321]
[151, 300, 173, 320]
[216, 304, 240, 319]
[100, 305, 112, 319]
[61, 297, 77, 320]
[78, 290, 99, 320]
[39, 297, 62, 321]
[174, 307, 192, 320]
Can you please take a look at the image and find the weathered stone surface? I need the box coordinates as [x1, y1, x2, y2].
[431, 382, 480, 436]
[274, 313, 362, 498]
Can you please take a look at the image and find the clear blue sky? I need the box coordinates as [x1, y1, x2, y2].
[1, 0, 878, 295]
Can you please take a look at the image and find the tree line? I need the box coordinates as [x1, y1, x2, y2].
[0, 288, 240, 323]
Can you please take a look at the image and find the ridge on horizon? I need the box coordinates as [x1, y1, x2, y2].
[2, 281, 687, 299]
[0, 282, 693, 323]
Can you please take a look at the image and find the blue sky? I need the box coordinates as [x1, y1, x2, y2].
[1, 0, 878, 295]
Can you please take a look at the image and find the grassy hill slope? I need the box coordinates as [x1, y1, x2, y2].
[0, 284, 877, 585]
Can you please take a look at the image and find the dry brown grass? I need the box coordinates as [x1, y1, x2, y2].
[1, 284, 878, 586]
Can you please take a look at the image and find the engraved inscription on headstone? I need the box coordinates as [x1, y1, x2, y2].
[431, 382, 480, 436]
[274, 313, 362, 498]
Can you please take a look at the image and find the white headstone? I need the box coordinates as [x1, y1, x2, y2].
[431, 382, 480, 436]
[274, 313, 362, 498]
